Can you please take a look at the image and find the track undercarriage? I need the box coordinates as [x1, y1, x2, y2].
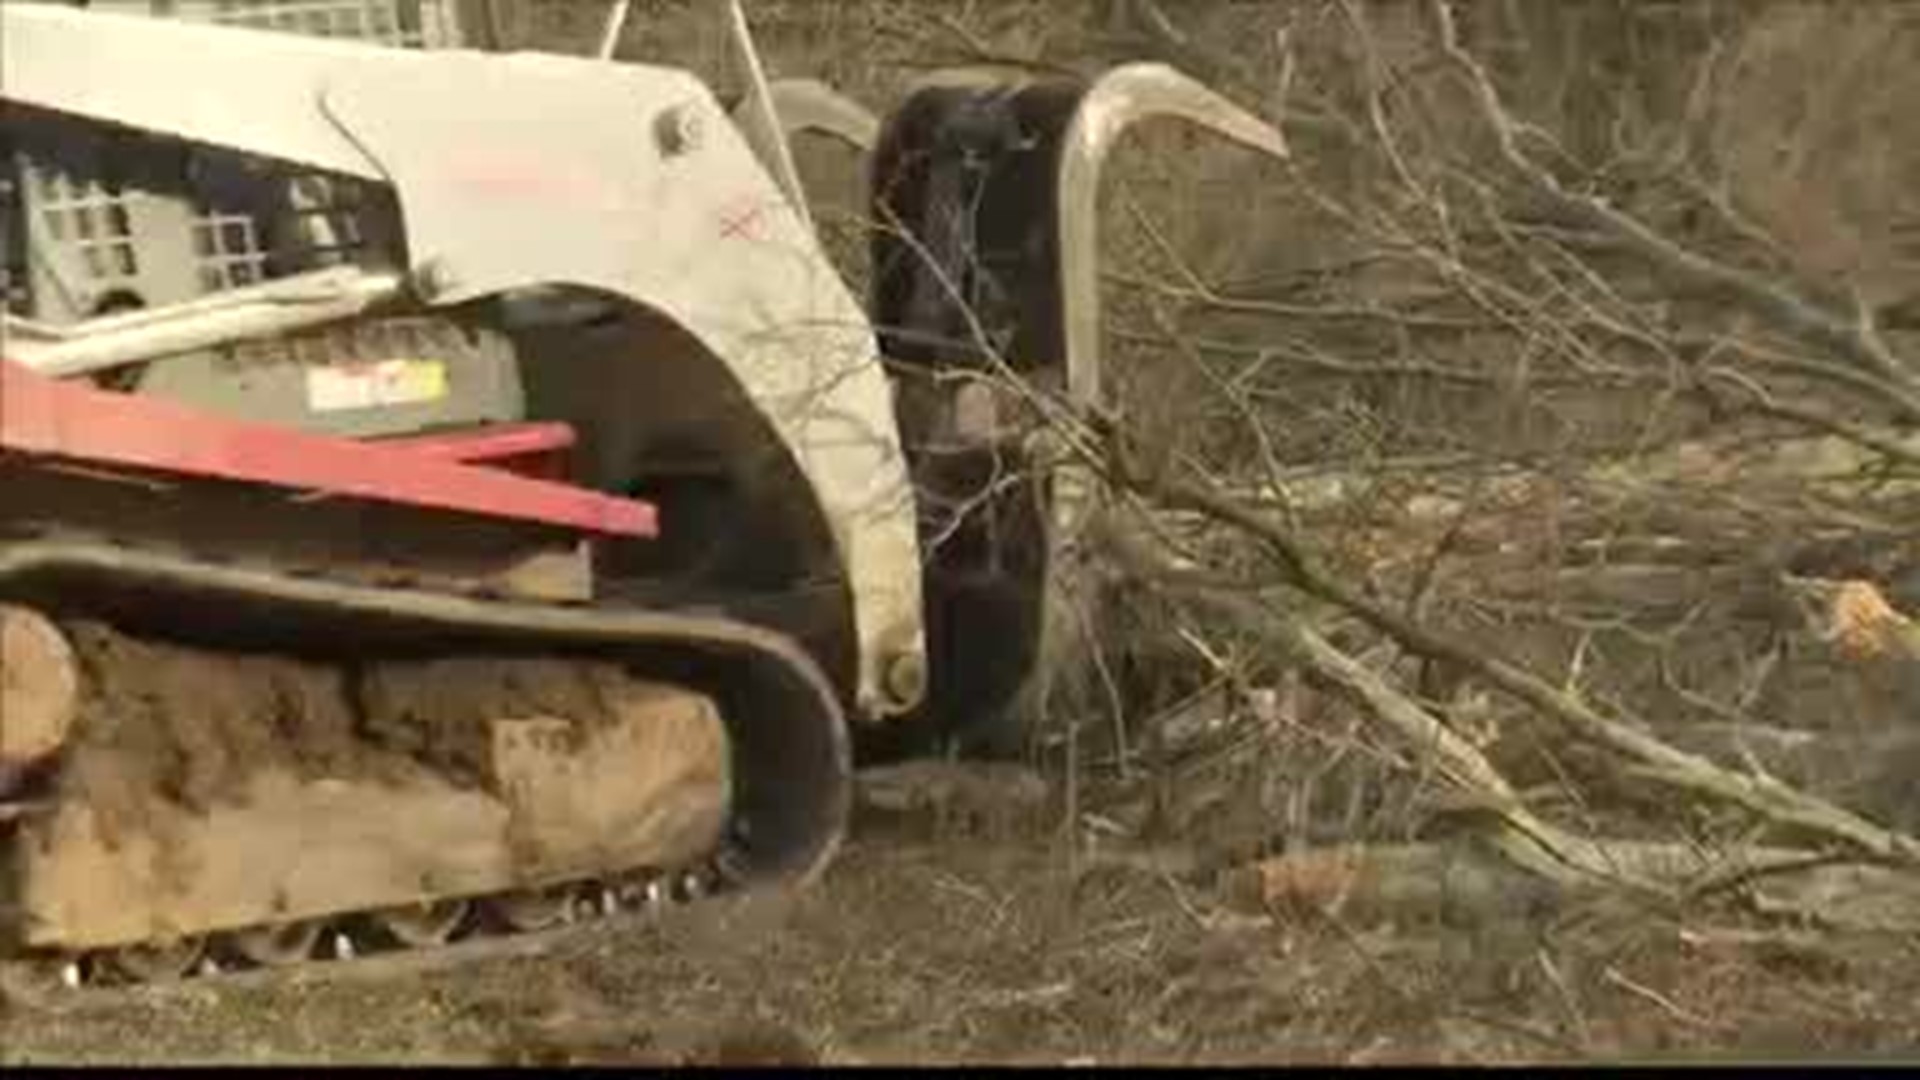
[0, 460, 850, 1000]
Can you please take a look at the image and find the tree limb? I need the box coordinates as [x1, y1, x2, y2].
[1105, 448, 1920, 868]
[1425, 0, 1920, 393]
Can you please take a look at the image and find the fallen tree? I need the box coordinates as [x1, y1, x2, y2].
[1097, 505, 1920, 932]
[999, 0, 1920, 943]
[1224, 841, 1920, 934]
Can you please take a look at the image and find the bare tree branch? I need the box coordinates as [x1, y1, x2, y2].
[1103, 444, 1920, 868]
[1426, 0, 1920, 394]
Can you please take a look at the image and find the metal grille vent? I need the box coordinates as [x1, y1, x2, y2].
[7, 0, 463, 322]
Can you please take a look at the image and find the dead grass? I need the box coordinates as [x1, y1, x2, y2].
[6, 797, 1920, 1066]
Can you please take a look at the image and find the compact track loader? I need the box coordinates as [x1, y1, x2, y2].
[0, 0, 1285, 992]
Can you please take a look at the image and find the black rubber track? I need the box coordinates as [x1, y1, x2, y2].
[0, 535, 852, 995]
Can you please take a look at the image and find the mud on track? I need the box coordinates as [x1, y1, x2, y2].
[60, 622, 638, 822]
[7, 813, 1920, 1065]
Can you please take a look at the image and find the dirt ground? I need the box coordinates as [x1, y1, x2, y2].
[6, 804, 1920, 1067]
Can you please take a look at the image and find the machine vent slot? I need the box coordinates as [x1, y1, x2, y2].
[4, 0, 462, 323]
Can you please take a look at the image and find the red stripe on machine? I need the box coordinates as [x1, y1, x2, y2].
[377, 422, 577, 474]
[0, 359, 655, 539]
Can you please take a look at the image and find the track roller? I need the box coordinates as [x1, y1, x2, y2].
[368, 900, 472, 949]
[488, 886, 578, 933]
[224, 920, 327, 968]
[101, 937, 206, 984]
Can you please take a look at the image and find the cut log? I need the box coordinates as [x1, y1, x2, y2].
[853, 761, 1050, 840]
[1221, 842, 1567, 926]
[1819, 580, 1920, 663]
[0, 605, 78, 781]
[1225, 840, 1920, 933]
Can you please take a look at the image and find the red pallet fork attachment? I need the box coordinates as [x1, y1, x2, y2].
[0, 358, 655, 539]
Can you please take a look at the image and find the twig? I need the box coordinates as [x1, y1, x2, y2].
[1425, 0, 1920, 391]
[1602, 966, 1717, 1032]
[1702, 369, 1920, 471]
[1111, 535, 1637, 891]
[1103, 455, 1920, 869]
[1535, 948, 1593, 1053]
